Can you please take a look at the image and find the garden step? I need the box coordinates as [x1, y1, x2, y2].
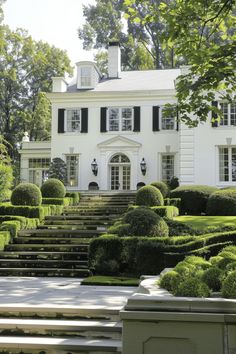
[5, 244, 90, 252]
[0, 318, 122, 339]
[15, 237, 92, 245]
[0, 251, 88, 260]
[45, 215, 117, 221]
[0, 259, 88, 268]
[43, 219, 113, 225]
[0, 268, 91, 277]
[18, 229, 104, 237]
[38, 224, 109, 231]
[0, 336, 122, 352]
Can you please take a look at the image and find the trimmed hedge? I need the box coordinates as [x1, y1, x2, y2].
[0, 231, 11, 251]
[0, 215, 40, 229]
[0, 220, 21, 237]
[151, 206, 179, 219]
[11, 183, 42, 206]
[41, 178, 66, 198]
[66, 192, 80, 205]
[206, 189, 236, 216]
[0, 203, 63, 221]
[170, 185, 217, 214]
[136, 185, 164, 207]
[150, 181, 169, 198]
[42, 197, 73, 206]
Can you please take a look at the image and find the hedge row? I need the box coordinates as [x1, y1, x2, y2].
[0, 204, 63, 221]
[89, 231, 236, 276]
[128, 205, 179, 219]
[65, 192, 80, 205]
[0, 231, 11, 251]
[42, 197, 73, 206]
[0, 217, 40, 238]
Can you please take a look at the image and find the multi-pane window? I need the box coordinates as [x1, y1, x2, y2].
[66, 155, 79, 187]
[29, 158, 50, 185]
[66, 109, 80, 132]
[220, 102, 236, 126]
[81, 67, 92, 87]
[161, 107, 175, 130]
[162, 155, 174, 182]
[219, 147, 236, 182]
[108, 107, 133, 132]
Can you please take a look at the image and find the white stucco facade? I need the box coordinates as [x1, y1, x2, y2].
[19, 44, 236, 191]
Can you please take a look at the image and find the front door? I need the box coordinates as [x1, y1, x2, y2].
[109, 154, 131, 190]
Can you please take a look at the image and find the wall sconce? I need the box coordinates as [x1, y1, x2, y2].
[91, 158, 98, 176]
[140, 158, 147, 176]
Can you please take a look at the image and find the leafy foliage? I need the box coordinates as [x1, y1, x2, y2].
[150, 181, 169, 198]
[48, 158, 67, 184]
[0, 135, 13, 201]
[136, 185, 164, 206]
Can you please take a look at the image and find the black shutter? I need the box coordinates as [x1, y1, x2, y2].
[58, 109, 65, 133]
[100, 107, 107, 132]
[176, 107, 179, 131]
[81, 108, 88, 133]
[211, 101, 218, 127]
[133, 106, 140, 132]
[152, 106, 160, 131]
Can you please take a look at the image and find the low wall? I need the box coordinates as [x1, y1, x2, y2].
[120, 274, 236, 354]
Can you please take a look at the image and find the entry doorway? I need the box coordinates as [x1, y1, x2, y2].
[109, 154, 131, 190]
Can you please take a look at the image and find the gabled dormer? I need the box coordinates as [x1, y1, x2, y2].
[76, 61, 102, 90]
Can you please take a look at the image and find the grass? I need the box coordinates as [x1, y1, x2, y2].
[81, 276, 139, 286]
[174, 216, 236, 232]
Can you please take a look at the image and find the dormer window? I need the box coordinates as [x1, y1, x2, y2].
[80, 66, 92, 87]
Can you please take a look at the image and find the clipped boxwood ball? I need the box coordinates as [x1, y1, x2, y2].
[150, 181, 169, 198]
[201, 267, 223, 292]
[41, 178, 66, 198]
[11, 183, 42, 206]
[124, 207, 168, 237]
[175, 277, 211, 297]
[136, 185, 164, 207]
[159, 270, 181, 293]
[206, 189, 236, 216]
[222, 271, 236, 298]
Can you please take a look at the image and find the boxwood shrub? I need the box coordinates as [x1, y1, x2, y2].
[170, 185, 218, 214]
[0, 231, 11, 250]
[41, 178, 66, 198]
[150, 181, 169, 198]
[151, 206, 179, 219]
[11, 183, 42, 206]
[136, 185, 164, 207]
[66, 192, 80, 205]
[206, 189, 236, 216]
[42, 197, 73, 206]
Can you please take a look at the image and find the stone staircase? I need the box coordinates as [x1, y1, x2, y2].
[0, 192, 136, 277]
[0, 304, 122, 353]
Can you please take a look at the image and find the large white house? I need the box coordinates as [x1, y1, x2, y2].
[19, 42, 236, 191]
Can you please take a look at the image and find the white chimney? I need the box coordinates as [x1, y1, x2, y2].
[52, 77, 68, 92]
[108, 41, 121, 79]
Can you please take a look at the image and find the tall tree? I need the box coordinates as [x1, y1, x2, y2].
[0, 26, 73, 149]
[126, 0, 236, 126]
[78, 0, 178, 70]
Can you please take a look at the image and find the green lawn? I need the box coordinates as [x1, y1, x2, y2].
[81, 276, 139, 286]
[174, 216, 236, 232]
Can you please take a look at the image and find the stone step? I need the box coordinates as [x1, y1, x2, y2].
[0, 268, 91, 277]
[43, 219, 113, 225]
[18, 229, 104, 237]
[0, 304, 120, 321]
[0, 318, 122, 339]
[0, 259, 88, 268]
[45, 215, 117, 221]
[5, 244, 90, 252]
[15, 237, 91, 245]
[0, 251, 88, 260]
[0, 336, 122, 352]
[38, 224, 109, 231]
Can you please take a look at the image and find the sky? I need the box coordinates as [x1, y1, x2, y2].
[3, 0, 96, 65]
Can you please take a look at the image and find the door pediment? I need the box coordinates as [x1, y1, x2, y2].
[97, 135, 141, 150]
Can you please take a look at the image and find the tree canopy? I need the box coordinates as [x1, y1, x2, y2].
[0, 26, 73, 149]
[78, 0, 181, 72]
[125, 0, 236, 126]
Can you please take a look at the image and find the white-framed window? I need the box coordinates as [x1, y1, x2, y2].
[161, 154, 175, 182]
[161, 106, 175, 130]
[220, 102, 236, 126]
[28, 158, 50, 186]
[66, 155, 79, 187]
[219, 147, 236, 182]
[66, 109, 81, 132]
[80, 66, 92, 87]
[108, 107, 133, 132]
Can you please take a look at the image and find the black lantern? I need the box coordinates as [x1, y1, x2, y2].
[140, 158, 147, 176]
[91, 158, 98, 176]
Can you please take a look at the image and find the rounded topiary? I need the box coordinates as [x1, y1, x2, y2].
[41, 178, 66, 198]
[150, 181, 169, 198]
[170, 185, 218, 214]
[175, 277, 211, 297]
[11, 183, 42, 206]
[184, 256, 211, 270]
[201, 267, 223, 292]
[123, 207, 168, 237]
[221, 271, 236, 298]
[206, 189, 236, 216]
[159, 271, 181, 293]
[136, 185, 164, 207]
